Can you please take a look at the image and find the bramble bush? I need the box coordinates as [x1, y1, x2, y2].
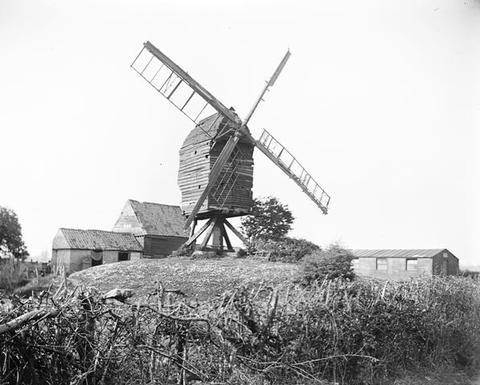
[247, 236, 320, 263]
[300, 244, 355, 283]
[2, 277, 480, 384]
[0, 259, 29, 292]
[216, 277, 480, 384]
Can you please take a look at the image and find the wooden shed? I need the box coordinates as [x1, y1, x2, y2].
[350, 249, 459, 280]
[112, 200, 188, 258]
[52, 228, 142, 274]
[178, 113, 254, 219]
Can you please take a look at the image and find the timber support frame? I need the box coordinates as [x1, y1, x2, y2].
[184, 215, 247, 252]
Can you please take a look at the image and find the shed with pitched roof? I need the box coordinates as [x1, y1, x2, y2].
[52, 228, 143, 274]
[112, 199, 188, 258]
[350, 249, 459, 279]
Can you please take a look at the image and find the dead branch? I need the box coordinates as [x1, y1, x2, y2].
[138, 344, 206, 382]
[0, 308, 60, 335]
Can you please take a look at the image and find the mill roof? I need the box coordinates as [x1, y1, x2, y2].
[350, 249, 449, 259]
[56, 228, 142, 251]
[181, 112, 251, 147]
[128, 200, 188, 237]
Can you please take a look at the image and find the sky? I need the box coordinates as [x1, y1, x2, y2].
[0, 0, 479, 266]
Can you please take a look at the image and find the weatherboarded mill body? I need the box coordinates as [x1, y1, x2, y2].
[178, 113, 254, 218]
[350, 249, 459, 280]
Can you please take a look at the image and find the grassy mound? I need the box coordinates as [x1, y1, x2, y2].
[69, 257, 299, 301]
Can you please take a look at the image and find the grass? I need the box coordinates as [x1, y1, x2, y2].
[14, 274, 57, 296]
[68, 256, 299, 301]
[392, 369, 475, 385]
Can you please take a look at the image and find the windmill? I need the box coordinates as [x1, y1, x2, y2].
[131, 41, 331, 252]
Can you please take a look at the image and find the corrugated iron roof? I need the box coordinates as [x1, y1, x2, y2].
[58, 228, 142, 251]
[128, 200, 188, 237]
[350, 249, 446, 259]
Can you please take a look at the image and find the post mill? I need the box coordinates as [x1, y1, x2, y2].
[131, 41, 331, 252]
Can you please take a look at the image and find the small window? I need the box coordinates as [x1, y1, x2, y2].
[376, 258, 387, 271]
[198, 185, 201, 189]
[118, 252, 130, 262]
[205, 154, 209, 159]
[406, 258, 418, 271]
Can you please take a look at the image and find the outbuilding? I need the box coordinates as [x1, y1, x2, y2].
[52, 228, 143, 274]
[112, 199, 188, 258]
[350, 249, 459, 280]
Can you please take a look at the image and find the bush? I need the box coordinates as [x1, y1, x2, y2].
[0, 259, 29, 292]
[236, 248, 247, 258]
[247, 237, 320, 263]
[459, 269, 480, 279]
[268, 237, 320, 263]
[300, 245, 355, 283]
[216, 277, 480, 384]
[1, 277, 480, 384]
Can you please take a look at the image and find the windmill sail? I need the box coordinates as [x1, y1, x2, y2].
[131, 42, 240, 134]
[131, 40, 331, 238]
[256, 129, 330, 214]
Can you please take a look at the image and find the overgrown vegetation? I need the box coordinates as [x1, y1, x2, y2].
[0, 259, 29, 292]
[300, 244, 355, 283]
[1, 275, 480, 384]
[248, 236, 320, 263]
[241, 196, 324, 264]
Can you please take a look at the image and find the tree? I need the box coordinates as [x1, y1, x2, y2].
[0, 207, 28, 260]
[241, 197, 294, 241]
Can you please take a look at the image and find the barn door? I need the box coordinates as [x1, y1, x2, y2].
[441, 258, 448, 275]
[91, 250, 103, 267]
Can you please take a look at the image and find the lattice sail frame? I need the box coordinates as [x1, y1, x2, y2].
[256, 129, 330, 213]
[131, 42, 241, 138]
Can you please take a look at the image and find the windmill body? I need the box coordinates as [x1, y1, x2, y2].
[178, 113, 254, 220]
[131, 41, 331, 253]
